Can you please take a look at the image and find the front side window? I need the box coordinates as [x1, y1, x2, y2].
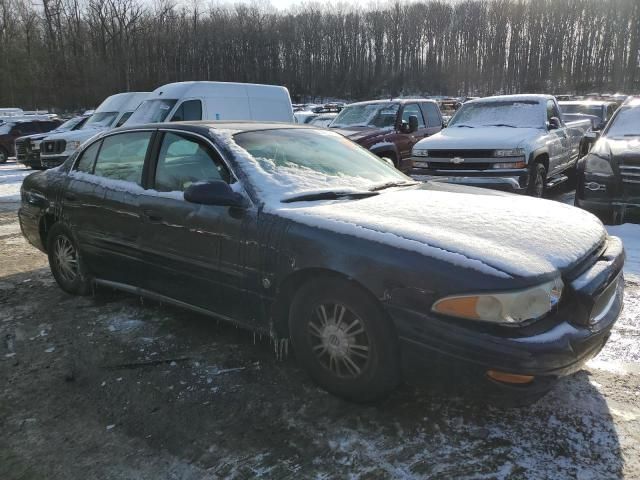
[75, 141, 101, 173]
[171, 100, 203, 122]
[93, 131, 152, 184]
[154, 132, 229, 192]
[402, 104, 426, 128]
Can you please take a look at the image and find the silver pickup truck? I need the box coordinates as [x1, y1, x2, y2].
[411, 94, 593, 196]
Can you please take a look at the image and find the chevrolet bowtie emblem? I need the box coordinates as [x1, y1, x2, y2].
[450, 157, 464, 164]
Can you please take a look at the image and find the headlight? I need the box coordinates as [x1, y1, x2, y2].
[432, 278, 563, 324]
[32, 140, 42, 151]
[584, 155, 613, 175]
[492, 161, 526, 169]
[494, 148, 525, 157]
[66, 140, 81, 151]
[413, 149, 429, 157]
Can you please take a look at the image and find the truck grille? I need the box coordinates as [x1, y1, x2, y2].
[15, 139, 27, 160]
[619, 164, 640, 185]
[427, 149, 495, 158]
[426, 161, 494, 171]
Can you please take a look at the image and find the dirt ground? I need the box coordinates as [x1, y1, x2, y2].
[1, 167, 640, 479]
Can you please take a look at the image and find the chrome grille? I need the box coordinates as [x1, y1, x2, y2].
[619, 164, 640, 184]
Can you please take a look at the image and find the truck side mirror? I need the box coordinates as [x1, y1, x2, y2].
[548, 117, 561, 130]
[408, 115, 419, 133]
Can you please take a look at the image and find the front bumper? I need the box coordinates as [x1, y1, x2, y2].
[576, 171, 640, 213]
[16, 151, 43, 168]
[389, 236, 624, 387]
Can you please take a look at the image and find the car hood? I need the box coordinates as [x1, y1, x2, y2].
[593, 136, 640, 157]
[415, 126, 542, 150]
[277, 184, 605, 280]
[43, 128, 105, 144]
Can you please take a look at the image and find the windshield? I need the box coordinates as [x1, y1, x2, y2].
[126, 99, 178, 125]
[57, 116, 86, 132]
[605, 107, 640, 137]
[330, 103, 399, 128]
[560, 104, 604, 119]
[449, 100, 543, 128]
[83, 111, 118, 129]
[230, 129, 409, 202]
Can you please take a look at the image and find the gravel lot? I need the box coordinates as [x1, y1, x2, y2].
[1, 162, 639, 479]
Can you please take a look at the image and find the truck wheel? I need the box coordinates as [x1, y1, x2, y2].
[47, 223, 92, 295]
[527, 162, 546, 197]
[378, 152, 398, 169]
[0, 148, 8, 164]
[289, 278, 401, 402]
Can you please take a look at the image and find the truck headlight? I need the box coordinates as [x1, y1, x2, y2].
[413, 149, 429, 157]
[492, 161, 527, 169]
[32, 140, 42, 151]
[66, 140, 81, 152]
[494, 148, 525, 157]
[584, 155, 613, 175]
[432, 278, 563, 324]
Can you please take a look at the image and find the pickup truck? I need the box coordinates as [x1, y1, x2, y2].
[329, 99, 444, 172]
[411, 95, 592, 196]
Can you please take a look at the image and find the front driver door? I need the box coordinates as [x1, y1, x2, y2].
[137, 130, 252, 324]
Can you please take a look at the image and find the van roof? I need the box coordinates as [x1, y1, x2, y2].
[95, 92, 150, 113]
[148, 81, 289, 100]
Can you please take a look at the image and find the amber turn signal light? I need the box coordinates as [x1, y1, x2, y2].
[486, 370, 535, 385]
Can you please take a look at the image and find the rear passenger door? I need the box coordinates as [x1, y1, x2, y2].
[137, 130, 250, 322]
[70, 130, 154, 283]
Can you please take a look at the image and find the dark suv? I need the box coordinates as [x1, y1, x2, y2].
[328, 99, 444, 172]
[0, 118, 61, 163]
[16, 115, 89, 169]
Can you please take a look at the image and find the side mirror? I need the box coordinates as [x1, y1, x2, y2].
[408, 115, 419, 133]
[184, 180, 245, 207]
[584, 130, 600, 143]
[548, 117, 561, 130]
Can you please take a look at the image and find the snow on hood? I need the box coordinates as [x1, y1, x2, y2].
[330, 127, 393, 142]
[415, 126, 542, 150]
[43, 128, 105, 144]
[593, 136, 640, 157]
[277, 187, 606, 279]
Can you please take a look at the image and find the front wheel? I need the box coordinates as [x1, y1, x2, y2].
[47, 224, 92, 295]
[289, 278, 401, 402]
[0, 148, 8, 164]
[527, 162, 546, 197]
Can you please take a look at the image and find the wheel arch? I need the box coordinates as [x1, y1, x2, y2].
[270, 267, 390, 339]
[38, 212, 59, 253]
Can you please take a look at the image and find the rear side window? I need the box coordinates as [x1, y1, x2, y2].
[93, 131, 152, 185]
[75, 141, 101, 173]
[154, 132, 229, 192]
[171, 100, 203, 122]
[402, 104, 426, 128]
[421, 103, 442, 128]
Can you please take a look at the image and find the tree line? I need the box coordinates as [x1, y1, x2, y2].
[1, 0, 639, 111]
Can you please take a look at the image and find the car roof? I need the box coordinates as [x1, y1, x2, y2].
[558, 100, 613, 106]
[344, 98, 437, 107]
[467, 94, 552, 104]
[111, 120, 318, 135]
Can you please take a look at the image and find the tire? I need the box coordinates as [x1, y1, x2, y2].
[46, 223, 92, 295]
[289, 277, 401, 402]
[526, 162, 546, 197]
[0, 148, 8, 164]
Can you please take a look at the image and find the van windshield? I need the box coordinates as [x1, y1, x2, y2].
[126, 99, 178, 125]
[83, 111, 118, 129]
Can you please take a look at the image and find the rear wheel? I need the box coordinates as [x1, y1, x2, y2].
[289, 278, 401, 402]
[47, 224, 91, 295]
[527, 162, 546, 197]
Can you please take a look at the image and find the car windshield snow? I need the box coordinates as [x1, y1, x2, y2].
[83, 111, 119, 129]
[605, 107, 640, 137]
[330, 103, 399, 129]
[126, 99, 178, 124]
[449, 100, 543, 129]
[231, 128, 409, 202]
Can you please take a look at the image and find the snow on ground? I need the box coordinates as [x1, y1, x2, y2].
[0, 161, 30, 203]
[607, 223, 640, 279]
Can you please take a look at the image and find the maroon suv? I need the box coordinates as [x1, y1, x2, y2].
[328, 99, 444, 172]
[0, 118, 61, 163]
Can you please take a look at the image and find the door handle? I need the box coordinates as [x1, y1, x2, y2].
[142, 209, 163, 223]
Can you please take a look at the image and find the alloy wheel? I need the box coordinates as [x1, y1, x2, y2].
[54, 236, 79, 283]
[307, 302, 371, 379]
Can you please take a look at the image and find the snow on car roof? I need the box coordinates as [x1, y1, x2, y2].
[467, 94, 552, 104]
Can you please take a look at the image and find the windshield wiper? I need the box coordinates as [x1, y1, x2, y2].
[486, 123, 518, 128]
[452, 124, 474, 128]
[368, 181, 419, 192]
[623, 134, 640, 137]
[282, 190, 379, 203]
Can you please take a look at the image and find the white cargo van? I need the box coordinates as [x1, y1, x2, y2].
[125, 81, 294, 125]
[40, 92, 149, 168]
